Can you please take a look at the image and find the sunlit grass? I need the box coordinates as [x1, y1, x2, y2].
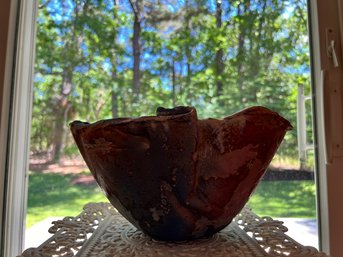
[248, 180, 317, 218]
[26, 173, 316, 228]
[26, 172, 108, 228]
[270, 152, 315, 171]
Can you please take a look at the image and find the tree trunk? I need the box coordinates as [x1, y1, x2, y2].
[110, 0, 119, 118]
[215, 0, 224, 97]
[111, 90, 118, 118]
[133, 14, 141, 96]
[111, 69, 119, 118]
[172, 59, 176, 106]
[237, 1, 250, 103]
[52, 70, 73, 163]
[52, 111, 64, 163]
[185, 0, 192, 104]
[130, 0, 142, 98]
[178, 59, 183, 97]
[248, 0, 267, 103]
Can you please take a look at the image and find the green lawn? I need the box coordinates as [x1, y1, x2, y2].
[26, 173, 316, 228]
[248, 180, 317, 218]
[26, 172, 108, 228]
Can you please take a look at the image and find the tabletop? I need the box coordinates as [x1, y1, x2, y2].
[20, 202, 328, 257]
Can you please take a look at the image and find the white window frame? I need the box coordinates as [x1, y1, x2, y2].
[1, 0, 343, 256]
[310, 1, 343, 256]
[0, 0, 38, 256]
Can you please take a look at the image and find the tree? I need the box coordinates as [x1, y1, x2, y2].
[129, 0, 143, 97]
[32, 0, 311, 163]
[35, 2, 84, 162]
[215, 0, 224, 97]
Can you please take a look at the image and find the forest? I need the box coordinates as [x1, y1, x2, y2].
[31, 0, 311, 165]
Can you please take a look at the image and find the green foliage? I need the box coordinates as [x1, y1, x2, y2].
[32, 0, 312, 163]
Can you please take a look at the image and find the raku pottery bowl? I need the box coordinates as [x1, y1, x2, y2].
[70, 106, 292, 241]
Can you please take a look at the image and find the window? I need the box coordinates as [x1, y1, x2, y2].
[28, 0, 319, 249]
[0, 0, 341, 255]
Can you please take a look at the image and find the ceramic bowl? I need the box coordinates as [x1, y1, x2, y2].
[70, 106, 291, 241]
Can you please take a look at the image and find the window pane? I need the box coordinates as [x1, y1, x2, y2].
[26, 0, 317, 249]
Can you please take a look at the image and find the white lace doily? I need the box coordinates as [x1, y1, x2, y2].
[20, 202, 328, 257]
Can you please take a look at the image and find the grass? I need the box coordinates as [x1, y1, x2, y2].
[26, 173, 317, 228]
[26, 172, 108, 228]
[248, 180, 317, 218]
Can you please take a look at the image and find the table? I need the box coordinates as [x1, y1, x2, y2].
[20, 202, 328, 257]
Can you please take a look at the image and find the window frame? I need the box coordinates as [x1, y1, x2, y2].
[310, 0, 343, 256]
[0, 0, 38, 256]
[0, 0, 14, 254]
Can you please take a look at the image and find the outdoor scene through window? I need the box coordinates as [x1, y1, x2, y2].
[26, 0, 317, 249]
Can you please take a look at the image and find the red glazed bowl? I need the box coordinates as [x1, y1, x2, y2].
[70, 106, 291, 241]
